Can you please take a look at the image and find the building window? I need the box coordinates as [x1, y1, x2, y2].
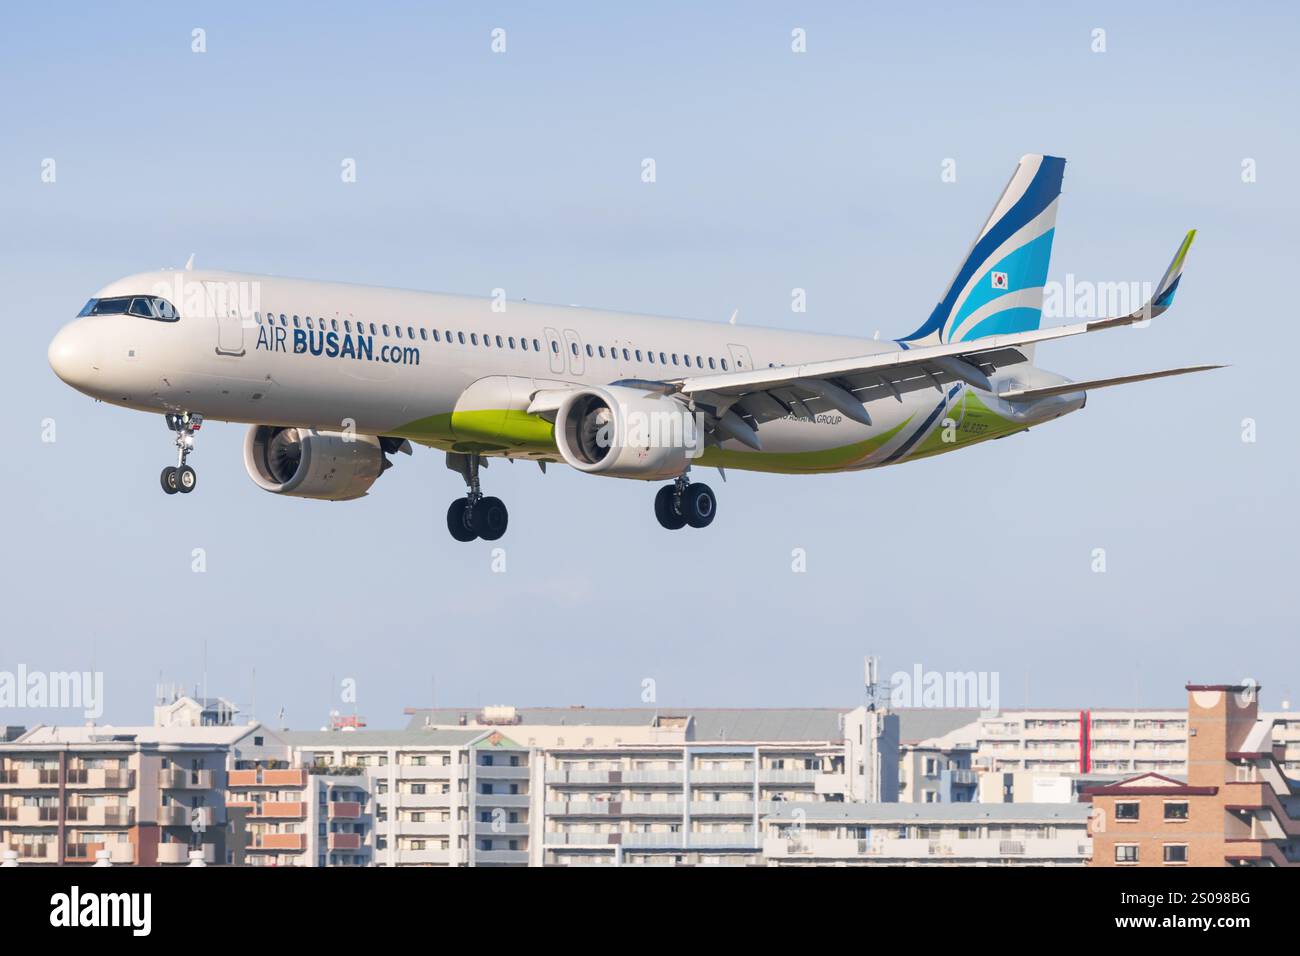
[1163, 802, 1189, 820]
[1115, 845, 1139, 864]
[1115, 802, 1140, 821]
[1163, 844, 1188, 864]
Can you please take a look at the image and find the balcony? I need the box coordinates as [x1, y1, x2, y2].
[65, 841, 135, 864]
[157, 843, 216, 865]
[250, 833, 306, 852]
[67, 769, 136, 789]
[228, 768, 307, 788]
[622, 830, 758, 850]
[391, 847, 451, 865]
[689, 801, 756, 817]
[475, 792, 529, 808]
[689, 770, 755, 786]
[160, 768, 213, 790]
[389, 791, 451, 809]
[249, 801, 306, 819]
[474, 848, 528, 865]
[395, 765, 456, 781]
[328, 801, 362, 819]
[545, 801, 683, 817]
[394, 819, 453, 837]
[329, 833, 363, 851]
[475, 764, 529, 780]
[8, 842, 53, 859]
[4, 806, 57, 826]
[157, 805, 213, 828]
[474, 822, 530, 837]
[68, 806, 136, 827]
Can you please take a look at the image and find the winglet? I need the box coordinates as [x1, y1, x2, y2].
[1150, 229, 1196, 315]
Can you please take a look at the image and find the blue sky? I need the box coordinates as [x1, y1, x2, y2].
[2, 2, 1297, 727]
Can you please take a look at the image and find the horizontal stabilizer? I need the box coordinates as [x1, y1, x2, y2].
[998, 364, 1224, 402]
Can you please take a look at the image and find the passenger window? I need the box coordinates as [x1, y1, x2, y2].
[495, 335, 503, 348]
[671, 354, 678, 365]
[598, 346, 606, 358]
[419, 329, 427, 341]
[279, 314, 287, 326]
[586, 344, 593, 357]
[383, 324, 390, 336]
[684, 355, 691, 367]
[293, 316, 300, 328]
[551, 340, 559, 354]
[635, 350, 642, 361]
[696, 355, 703, 367]
[508, 337, 516, 349]
[483, 335, 491, 348]
[458, 332, 465, 344]
[470, 333, 478, 345]
[571, 343, 578, 355]
[721, 358, 729, 370]
[409, 327, 416, 339]
[432, 330, 440, 342]
[331, 319, 338, 332]
[395, 326, 402, 338]
[306, 317, 314, 329]
[622, 348, 630, 360]
[370, 323, 377, 335]
[533, 339, 541, 351]
[708, 357, 716, 369]
[647, 351, 655, 364]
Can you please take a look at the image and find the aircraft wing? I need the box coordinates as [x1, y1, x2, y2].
[671, 231, 1206, 439]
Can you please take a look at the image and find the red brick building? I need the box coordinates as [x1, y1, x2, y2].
[1087, 683, 1300, 867]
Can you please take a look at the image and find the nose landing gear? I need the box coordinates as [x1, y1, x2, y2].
[160, 412, 202, 496]
[445, 451, 508, 542]
[655, 473, 716, 530]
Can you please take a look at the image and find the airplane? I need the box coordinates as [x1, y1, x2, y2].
[48, 154, 1220, 542]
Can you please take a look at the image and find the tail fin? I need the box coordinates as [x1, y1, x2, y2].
[900, 154, 1065, 349]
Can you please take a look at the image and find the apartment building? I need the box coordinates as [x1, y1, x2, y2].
[898, 706, 1300, 802]
[763, 802, 1093, 866]
[280, 728, 530, 866]
[0, 724, 237, 865]
[1087, 684, 1300, 867]
[407, 705, 900, 866]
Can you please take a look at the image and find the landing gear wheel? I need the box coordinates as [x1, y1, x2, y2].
[160, 466, 179, 495]
[654, 485, 687, 530]
[681, 483, 717, 528]
[473, 496, 509, 541]
[447, 498, 478, 542]
[176, 465, 197, 494]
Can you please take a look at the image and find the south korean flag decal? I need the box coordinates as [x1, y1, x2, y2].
[991, 271, 1009, 290]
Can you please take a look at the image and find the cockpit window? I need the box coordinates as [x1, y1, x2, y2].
[78, 296, 178, 322]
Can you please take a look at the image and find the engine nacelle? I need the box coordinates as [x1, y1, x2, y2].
[243, 426, 391, 501]
[554, 385, 700, 480]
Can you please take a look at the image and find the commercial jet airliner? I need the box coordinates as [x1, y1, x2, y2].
[48, 154, 1219, 541]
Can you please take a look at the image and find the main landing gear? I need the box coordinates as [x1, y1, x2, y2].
[160, 412, 202, 496]
[655, 474, 716, 530]
[445, 451, 508, 542]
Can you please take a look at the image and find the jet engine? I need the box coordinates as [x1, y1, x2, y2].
[243, 426, 407, 500]
[554, 385, 700, 480]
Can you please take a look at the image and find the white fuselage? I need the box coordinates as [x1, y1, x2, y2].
[49, 269, 1080, 475]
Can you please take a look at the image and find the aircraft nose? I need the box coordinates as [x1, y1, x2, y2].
[48, 321, 101, 389]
